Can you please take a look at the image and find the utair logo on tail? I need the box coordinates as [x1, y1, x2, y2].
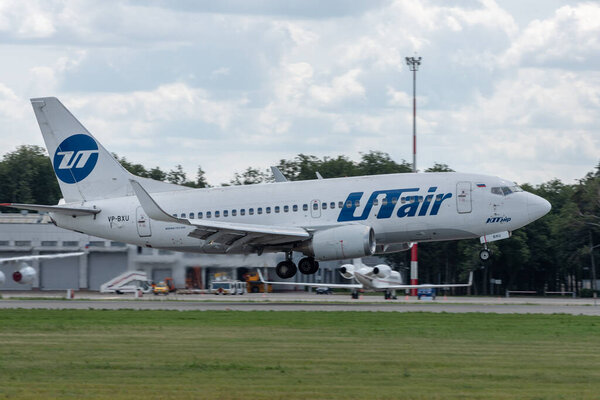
[337, 187, 453, 222]
[53, 134, 99, 184]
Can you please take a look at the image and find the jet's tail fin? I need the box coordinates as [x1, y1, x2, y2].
[31, 97, 185, 203]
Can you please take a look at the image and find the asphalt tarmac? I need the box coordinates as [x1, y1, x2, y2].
[1, 291, 599, 315]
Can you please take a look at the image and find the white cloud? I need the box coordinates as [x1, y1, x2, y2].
[0, 0, 597, 186]
[500, 3, 600, 67]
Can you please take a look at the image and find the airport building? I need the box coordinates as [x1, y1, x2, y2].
[0, 212, 364, 291]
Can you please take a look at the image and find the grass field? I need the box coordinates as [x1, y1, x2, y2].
[0, 310, 599, 399]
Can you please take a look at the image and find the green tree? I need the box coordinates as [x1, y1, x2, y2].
[0, 145, 61, 206]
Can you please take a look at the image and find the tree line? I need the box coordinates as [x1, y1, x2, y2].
[0, 145, 598, 295]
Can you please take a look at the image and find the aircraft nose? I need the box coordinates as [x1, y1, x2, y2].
[527, 194, 551, 222]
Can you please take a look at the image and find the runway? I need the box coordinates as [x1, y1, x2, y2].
[1, 292, 599, 315]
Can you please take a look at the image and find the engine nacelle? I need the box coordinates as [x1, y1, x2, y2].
[0, 270, 5, 285]
[339, 264, 355, 279]
[13, 264, 36, 285]
[372, 264, 392, 278]
[307, 225, 376, 261]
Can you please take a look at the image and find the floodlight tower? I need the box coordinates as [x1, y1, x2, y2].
[406, 56, 421, 295]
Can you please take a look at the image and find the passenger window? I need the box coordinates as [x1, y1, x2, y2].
[330, 202, 335, 209]
[189, 213, 195, 219]
[382, 198, 388, 206]
[198, 212, 203, 219]
[172, 214, 177, 218]
[275, 206, 280, 213]
[223, 210, 228, 217]
[293, 205, 298, 212]
[313, 203, 319, 210]
[373, 199, 379, 206]
[266, 207, 271, 214]
[206, 211, 211, 218]
[392, 197, 397, 204]
[303, 204, 308, 211]
[354, 200, 360, 207]
[232, 210, 237, 216]
[346, 201, 352, 208]
[283, 205, 289, 212]
[322, 203, 327, 210]
[249, 208, 254, 215]
[181, 213, 186, 218]
[258, 207, 263, 215]
[240, 209, 246, 216]
[338, 201, 343, 208]
[215, 211, 220, 218]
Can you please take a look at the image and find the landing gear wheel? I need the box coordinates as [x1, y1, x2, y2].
[276, 260, 297, 279]
[384, 291, 391, 300]
[479, 249, 491, 261]
[298, 257, 319, 275]
[351, 290, 359, 300]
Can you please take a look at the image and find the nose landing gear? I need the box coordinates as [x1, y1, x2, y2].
[479, 247, 491, 261]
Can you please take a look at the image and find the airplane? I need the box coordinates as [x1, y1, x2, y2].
[0, 97, 551, 283]
[0, 252, 85, 286]
[257, 259, 473, 299]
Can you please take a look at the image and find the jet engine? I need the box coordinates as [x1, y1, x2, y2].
[372, 264, 392, 278]
[339, 264, 355, 279]
[0, 270, 5, 285]
[306, 225, 375, 261]
[12, 263, 36, 285]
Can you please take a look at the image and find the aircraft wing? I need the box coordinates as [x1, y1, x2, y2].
[130, 180, 310, 251]
[383, 271, 473, 290]
[0, 252, 85, 263]
[257, 269, 363, 289]
[0, 203, 100, 216]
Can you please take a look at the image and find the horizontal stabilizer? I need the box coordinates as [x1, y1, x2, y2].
[0, 203, 100, 216]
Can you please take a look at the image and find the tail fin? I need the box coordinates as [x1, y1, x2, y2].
[31, 97, 184, 203]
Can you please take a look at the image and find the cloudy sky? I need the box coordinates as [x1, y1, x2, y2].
[0, 0, 598, 186]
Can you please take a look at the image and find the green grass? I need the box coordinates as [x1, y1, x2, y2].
[0, 310, 599, 399]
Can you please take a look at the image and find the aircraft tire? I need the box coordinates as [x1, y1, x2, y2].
[479, 249, 491, 261]
[276, 260, 297, 279]
[298, 257, 319, 275]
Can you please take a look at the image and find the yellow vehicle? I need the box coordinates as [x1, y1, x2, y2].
[244, 272, 272, 293]
[153, 281, 170, 295]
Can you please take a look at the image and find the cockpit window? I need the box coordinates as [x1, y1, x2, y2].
[492, 185, 523, 196]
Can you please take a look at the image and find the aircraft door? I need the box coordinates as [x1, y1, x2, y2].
[136, 206, 152, 237]
[310, 199, 321, 218]
[456, 182, 472, 213]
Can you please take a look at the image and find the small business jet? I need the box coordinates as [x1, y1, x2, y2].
[1, 98, 551, 282]
[0, 252, 84, 286]
[257, 259, 473, 299]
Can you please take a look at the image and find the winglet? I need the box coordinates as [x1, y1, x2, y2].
[270, 166, 288, 183]
[129, 180, 182, 224]
[257, 269, 266, 283]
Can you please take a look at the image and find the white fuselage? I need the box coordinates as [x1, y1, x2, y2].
[50, 172, 549, 256]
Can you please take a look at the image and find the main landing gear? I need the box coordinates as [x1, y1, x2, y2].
[275, 253, 319, 279]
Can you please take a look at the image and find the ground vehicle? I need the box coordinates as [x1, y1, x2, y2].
[153, 281, 169, 295]
[315, 287, 332, 295]
[209, 280, 246, 295]
[243, 272, 272, 293]
[100, 271, 152, 294]
[164, 277, 176, 292]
